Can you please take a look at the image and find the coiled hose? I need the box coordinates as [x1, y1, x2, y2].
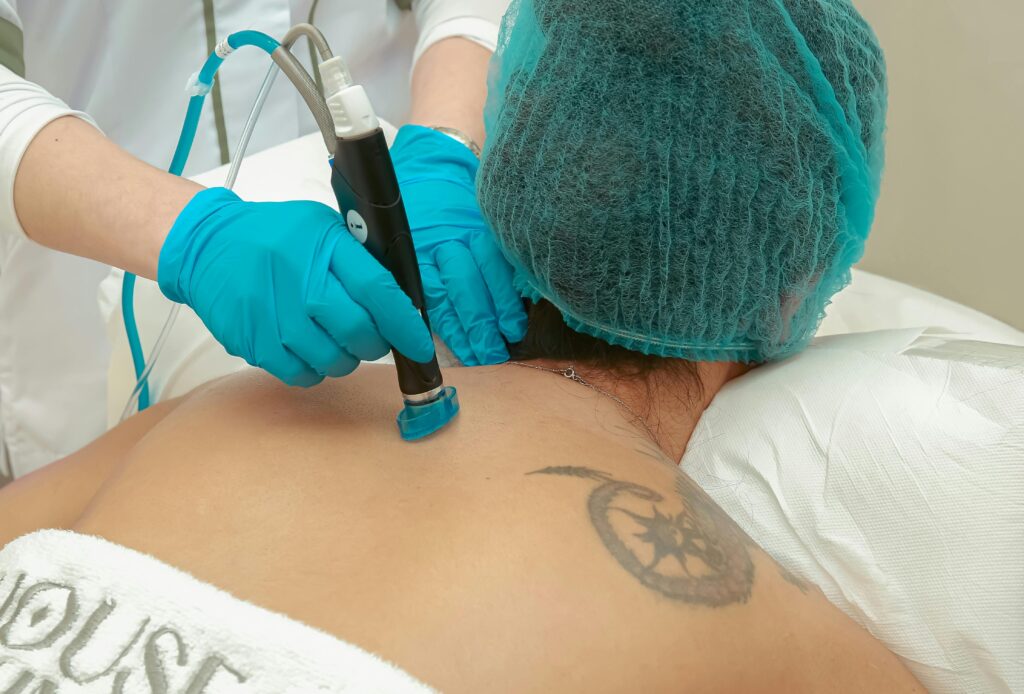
[120, 26, 336, 419]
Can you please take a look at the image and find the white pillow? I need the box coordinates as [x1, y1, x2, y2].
[819, 272, 1024, 346]
[682, 327, 1024, 694]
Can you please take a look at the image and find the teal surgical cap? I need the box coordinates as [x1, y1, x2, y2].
[478, 0, 888, 362]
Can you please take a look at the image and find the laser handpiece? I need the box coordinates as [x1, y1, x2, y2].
[121, 28, 458, 437]
[329, 123, 460, 441]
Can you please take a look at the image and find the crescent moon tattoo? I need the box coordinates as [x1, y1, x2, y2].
[528, 466, 754, 607]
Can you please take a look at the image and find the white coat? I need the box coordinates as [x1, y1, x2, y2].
[0, 0, 509, 480]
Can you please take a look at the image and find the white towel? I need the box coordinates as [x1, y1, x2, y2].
[0, 531, 434, 693]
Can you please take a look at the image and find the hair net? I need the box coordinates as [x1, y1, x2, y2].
[478, 0, 888, 362]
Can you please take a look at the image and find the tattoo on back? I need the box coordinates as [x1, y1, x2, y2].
[528, 466, 754, 607]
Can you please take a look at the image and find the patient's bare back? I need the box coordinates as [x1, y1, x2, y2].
[71, 367, 920, 693]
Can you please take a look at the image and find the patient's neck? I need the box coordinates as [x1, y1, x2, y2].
[521, 359, 751, 462]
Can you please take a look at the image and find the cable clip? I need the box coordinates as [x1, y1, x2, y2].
[184, 71, 214, 97]
[214, 38, 234, 59]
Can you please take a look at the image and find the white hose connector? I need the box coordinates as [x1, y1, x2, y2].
[319, 56, 352, 94]
[319, 56, 379, 138]
[214, 38, 234, 59]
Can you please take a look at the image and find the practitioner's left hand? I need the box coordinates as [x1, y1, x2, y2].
[390, 125, 527, 366]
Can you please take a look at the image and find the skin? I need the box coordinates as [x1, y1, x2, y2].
[0, 362, 923, 693]
[12, 37, 490, 279]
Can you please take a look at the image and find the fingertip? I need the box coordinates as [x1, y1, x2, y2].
[256, 358, 301, 387]
[263, 351, 323, 388]
[405, 329, 437, 364]
[428, 304, 476, 366]
[362, 342, 392, 363]
[383, 309, 435, 364]
[467, 329, 511, 366]
[477, 343, 511, 366]
[375, 312, 435, 364]
[323, 352, 359, 378]
[286, 369, 324, 388]
[500, 307, 530, 344]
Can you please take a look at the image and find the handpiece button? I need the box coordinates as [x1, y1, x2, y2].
[346, 209, 369, 244]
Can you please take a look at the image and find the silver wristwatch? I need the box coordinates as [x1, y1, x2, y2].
[430, 126, 482, 158]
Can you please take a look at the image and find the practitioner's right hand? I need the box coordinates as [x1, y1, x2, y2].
[157, 187, 436, 386]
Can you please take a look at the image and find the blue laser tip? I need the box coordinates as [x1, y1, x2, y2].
[396, 386, 460, 441]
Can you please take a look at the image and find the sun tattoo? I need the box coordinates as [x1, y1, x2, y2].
[528, 466, 754, 607]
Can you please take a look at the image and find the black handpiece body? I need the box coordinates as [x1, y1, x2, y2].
[329, 129, 443, 398]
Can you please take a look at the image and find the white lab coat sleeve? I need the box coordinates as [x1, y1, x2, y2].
[411, 0, 512, 66]
[0, 64, 98, 241]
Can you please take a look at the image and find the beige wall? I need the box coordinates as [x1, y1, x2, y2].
[853, 0, 1024, 328]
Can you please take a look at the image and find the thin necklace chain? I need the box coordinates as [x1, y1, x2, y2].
[507, 361, 659, 443]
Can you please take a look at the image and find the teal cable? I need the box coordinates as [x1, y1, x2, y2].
[228, 30, 280, 56]
[122, 30, 281, 414]
[120, 272, 147, 409]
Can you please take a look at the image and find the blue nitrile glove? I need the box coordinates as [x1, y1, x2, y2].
[158, 187, 435, 386]
[390, 125, 527, 365]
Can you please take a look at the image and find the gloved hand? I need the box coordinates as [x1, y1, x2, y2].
[158, 187, 435, 386]
[390, 125, 527, 365]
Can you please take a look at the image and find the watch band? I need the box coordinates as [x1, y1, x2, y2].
[430, 126, 482, 158]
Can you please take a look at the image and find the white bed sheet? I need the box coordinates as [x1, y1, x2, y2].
[820, 270, 1023, 345]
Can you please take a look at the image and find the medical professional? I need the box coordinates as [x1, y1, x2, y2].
[0, 1, 526, 482]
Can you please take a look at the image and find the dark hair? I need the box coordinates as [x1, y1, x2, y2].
[510, 300, 704, 407]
